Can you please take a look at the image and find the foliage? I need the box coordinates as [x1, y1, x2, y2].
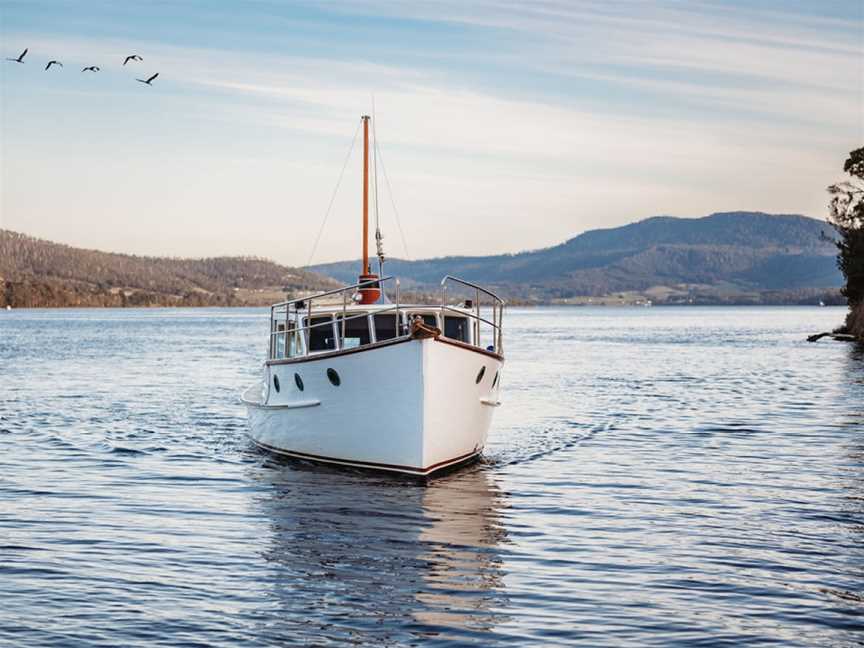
[827, 147, 864, 307]
[0, 230, 338, 308]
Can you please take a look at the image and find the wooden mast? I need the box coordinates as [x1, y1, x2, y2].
[358, 114, 381, 304]
[362, 115, 370, 275]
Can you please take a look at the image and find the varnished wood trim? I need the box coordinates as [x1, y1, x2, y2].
[266, 336, 412, 366]
[266, 334, 504, 366]
[268, 334, 505, 365]
[434, 336, 504, 361]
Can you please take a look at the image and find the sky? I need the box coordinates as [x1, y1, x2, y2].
[1, 1, 862, 266]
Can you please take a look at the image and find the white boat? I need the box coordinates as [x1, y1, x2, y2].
[242, 115, 505, 477]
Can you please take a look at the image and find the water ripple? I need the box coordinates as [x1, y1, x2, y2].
[1, 306, 862, 646]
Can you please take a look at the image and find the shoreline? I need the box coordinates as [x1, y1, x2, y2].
[2, 303, 851, 311]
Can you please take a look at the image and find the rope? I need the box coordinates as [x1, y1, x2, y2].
[371, 97, 381, 236]
[375, 137, 410, 259]
[305, 119, 362, 268]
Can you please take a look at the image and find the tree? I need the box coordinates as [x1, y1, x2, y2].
[828, 147, 864, 307]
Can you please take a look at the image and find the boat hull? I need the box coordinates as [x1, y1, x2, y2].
[243, 337, 503, 477]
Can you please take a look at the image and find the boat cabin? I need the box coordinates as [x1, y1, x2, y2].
[268, 276, 503, 362]
[271, 305, 479, 360]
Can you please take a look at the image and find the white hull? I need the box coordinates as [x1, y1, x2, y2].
[243, 337, 503, 476]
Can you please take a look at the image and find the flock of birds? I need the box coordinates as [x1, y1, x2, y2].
[6, 48, 159, 85]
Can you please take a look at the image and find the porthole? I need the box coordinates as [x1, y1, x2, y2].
[273, 374, 281, 392]
[492, 370, 499, 388]
[294, 373, 304, 391]
[475, 366, 486, 384]
[327, 368, 341, 386]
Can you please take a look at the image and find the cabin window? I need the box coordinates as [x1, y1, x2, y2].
[373, 314, 399, 341]
[337, 313, 371, 349]
[444, 316, 469, 342]
[272, 321, 300, 358]
[307, 316, 337, 352]
[275, 323, 286, 358]
[287, 322, 301, 357]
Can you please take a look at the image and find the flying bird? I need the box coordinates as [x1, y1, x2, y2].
[45, 60, 62, 70]
[82, 66, 100, 72]
[6, 48, 27, 63]
[136, 72, 159, 86]
[124, 54, 143, 65]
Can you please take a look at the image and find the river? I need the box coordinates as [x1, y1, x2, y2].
[1, 306, 862, 646]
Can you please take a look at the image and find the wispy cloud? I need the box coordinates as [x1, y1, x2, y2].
[1, 1, 861, 263]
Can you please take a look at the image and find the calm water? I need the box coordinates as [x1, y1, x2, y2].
[1, 306, 863, 646]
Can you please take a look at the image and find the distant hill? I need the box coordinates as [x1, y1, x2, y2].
[1, 211, 842, 308]
[311, 212, 842, 304]
[0, 230, 338, 308]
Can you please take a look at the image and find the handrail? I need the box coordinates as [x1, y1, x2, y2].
[268, 274, 504, 360]
[270, 304, 405, 338]
[439, 304, 499, 330]
[440, 275, 505, 306]
[274, 305, 500, 340]
[272, 276, 394, 310]
[440, 275, 504, 354]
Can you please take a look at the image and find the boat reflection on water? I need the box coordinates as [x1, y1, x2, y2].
[251, 460, 511, 645]
[412, 468, 510, 633]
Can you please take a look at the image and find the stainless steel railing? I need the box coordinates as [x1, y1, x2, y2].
[268, 275, 504, 360]
[440, 275, 505, 354]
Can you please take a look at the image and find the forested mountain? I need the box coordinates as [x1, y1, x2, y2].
[0, 230, 337, 307]
[0, 211, 842, 308]
[311, 212, 841, 304]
